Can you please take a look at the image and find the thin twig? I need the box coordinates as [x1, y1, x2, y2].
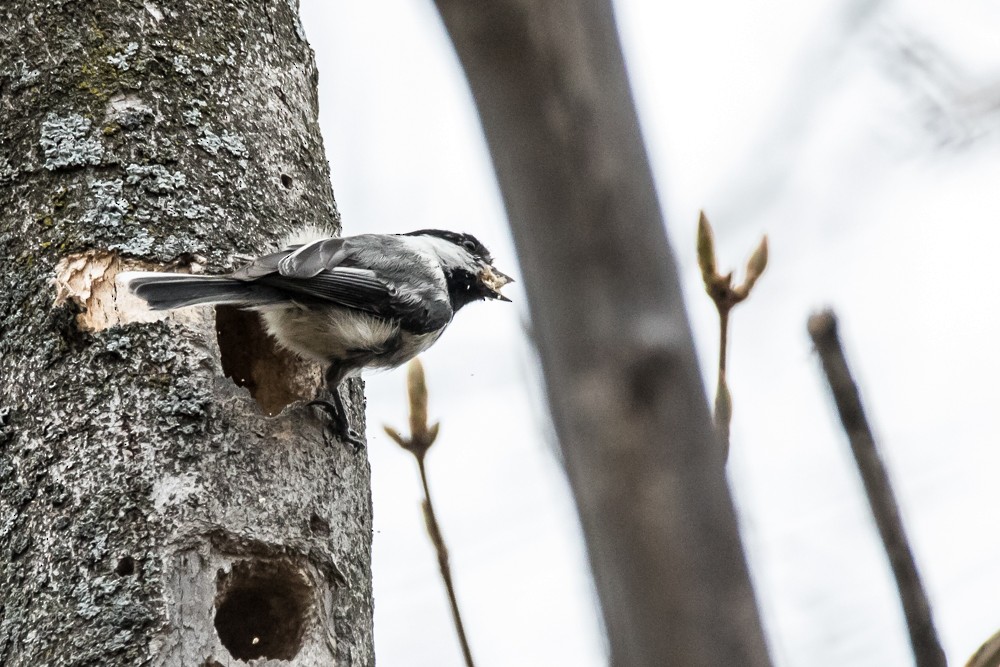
[698, 212, 767, 460]
[717, 304, 730, 376]
[715, 305, 732, 457]
[384, 359, 476, 667]
[417, 456, 476, 667]
[808, 310, 946, 667]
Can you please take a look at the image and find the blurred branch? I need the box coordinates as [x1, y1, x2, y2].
[874, 24, 1000, 150]
[711, 0, 886, 224]
[430, 2, 772, 665]
[966, 628, 1000, 667]
[697, 212, 768, 459]
[416, 461, 470, 667]
[808, 310, 946, 667]
[384, 359, 475, 667]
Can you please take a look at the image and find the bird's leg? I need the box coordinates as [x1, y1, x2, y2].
[309, 364, 364, 451]
[310, 388, 363, 450]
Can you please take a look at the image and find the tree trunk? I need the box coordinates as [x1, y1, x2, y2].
[431, 2, 772, 665]
[0, 1, 373, 665]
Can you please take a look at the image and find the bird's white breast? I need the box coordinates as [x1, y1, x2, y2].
[256, 303, 445, 372]
[258, 304, 400, 363]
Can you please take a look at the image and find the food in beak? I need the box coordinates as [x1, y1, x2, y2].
[481, 266, 513, 301]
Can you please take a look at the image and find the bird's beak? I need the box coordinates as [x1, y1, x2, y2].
[480, 265, 513, 302]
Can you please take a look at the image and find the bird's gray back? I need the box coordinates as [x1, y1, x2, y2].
[230, 234, 453, 334]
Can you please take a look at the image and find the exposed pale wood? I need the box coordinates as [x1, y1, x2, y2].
[0, 1, 373, 664]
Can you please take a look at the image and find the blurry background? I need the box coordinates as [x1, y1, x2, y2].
[297, 1, 1000, 665]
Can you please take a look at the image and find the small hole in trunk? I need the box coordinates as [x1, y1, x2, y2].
[115, 556, 135, 576]
[214, 559, 312, 661]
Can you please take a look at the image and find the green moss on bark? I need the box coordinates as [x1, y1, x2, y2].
[0, 0, 372, 665]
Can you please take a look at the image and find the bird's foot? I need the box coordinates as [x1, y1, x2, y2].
[308, 399, 365, 452]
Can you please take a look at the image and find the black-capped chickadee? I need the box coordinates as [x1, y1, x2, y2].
[119, 229, 513, 446]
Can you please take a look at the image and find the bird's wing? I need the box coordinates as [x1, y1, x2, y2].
[229, 237, 348, 280]
[230, 235, 453, 332]
[260, 268, 399, 317]
[277, 237, 352, 278]
[230, 249, 296, 280]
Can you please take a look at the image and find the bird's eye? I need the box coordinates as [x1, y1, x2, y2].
[462, 240, 477, 252]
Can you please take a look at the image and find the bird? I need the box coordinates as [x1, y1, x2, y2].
[119, 228, 513, 447]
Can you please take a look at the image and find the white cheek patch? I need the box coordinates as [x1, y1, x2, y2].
[415, 235, 476, 270]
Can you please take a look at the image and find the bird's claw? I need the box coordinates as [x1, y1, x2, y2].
[308, 399, 365, 452]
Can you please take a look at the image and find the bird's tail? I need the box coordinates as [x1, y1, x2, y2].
[118, 272, 284, 311]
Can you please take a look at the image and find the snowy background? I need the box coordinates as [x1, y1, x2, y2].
[298, 1, 1000, 665]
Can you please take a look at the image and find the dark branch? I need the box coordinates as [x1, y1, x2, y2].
[808, 310, 946, 667]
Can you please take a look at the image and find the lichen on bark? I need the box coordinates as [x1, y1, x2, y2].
[0, 1, 373, 665]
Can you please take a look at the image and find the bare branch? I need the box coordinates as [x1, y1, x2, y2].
[385, 359, 476, 667]
[430, 3, 772, 665]
[808, 310, 946, 667]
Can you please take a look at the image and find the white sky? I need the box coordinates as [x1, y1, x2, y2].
[298, 1, 1000, 665]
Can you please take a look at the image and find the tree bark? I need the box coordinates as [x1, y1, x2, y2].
[431, 2, 772, 665]
[0, 1, 373, 665]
